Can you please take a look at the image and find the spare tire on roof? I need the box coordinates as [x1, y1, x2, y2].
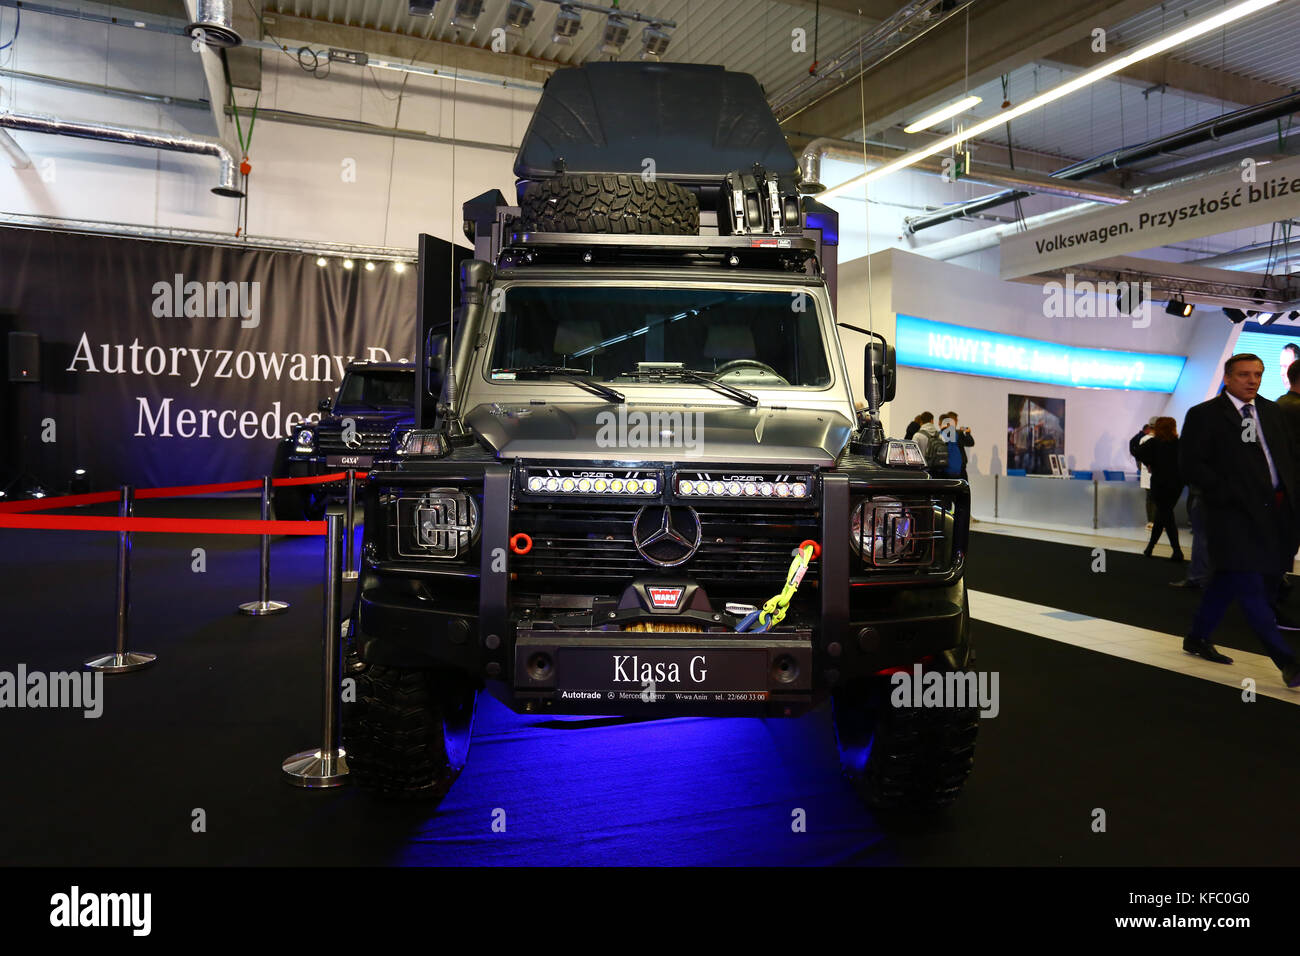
[520, 174, 699, 236]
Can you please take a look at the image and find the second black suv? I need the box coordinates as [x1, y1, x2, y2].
[273, 361, 415, 520]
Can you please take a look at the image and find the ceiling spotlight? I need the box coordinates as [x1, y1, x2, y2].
[1223, 308, 1247, 323]
[640, 22, 671, 58]
[451, 0, 483, 30]
[504, 0, 534, 31]
[1164, 298, 1194, 317]
[364, 261, 376, 272]
[408, 0, 438, 17]
[1258, 311, 1280, 325]
[316, 256, 327, 267]
[1290, 311, 1300, 321]
[343, 258, 354, 270]
[393, 261, 407, 274]
[553, 4, 582, 43]
[601, 14, 630, 54]
[904, 95, 983, 134]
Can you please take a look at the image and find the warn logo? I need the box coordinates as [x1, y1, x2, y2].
[647, 587, 685, 610]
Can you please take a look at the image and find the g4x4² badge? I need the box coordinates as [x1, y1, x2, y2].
[633, 505, 701, 567]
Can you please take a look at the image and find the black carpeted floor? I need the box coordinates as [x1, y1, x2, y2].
[967, 530, 1300, 659]
[1, 508, 1298, 865]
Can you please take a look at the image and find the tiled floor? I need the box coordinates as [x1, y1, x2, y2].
[969, 587, 1300, 705]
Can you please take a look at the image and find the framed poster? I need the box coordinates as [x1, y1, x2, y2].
[1007, 394, 1066, 476]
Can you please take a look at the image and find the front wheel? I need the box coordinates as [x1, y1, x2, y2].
[342, 628, 477, 801]
[832, 660, 977, 811]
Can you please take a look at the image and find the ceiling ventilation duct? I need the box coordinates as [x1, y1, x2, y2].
[0, 110, 245, 197]
[186, 0, 243, 49]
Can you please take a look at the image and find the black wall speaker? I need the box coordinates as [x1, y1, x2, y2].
[7, 331, 39, 383]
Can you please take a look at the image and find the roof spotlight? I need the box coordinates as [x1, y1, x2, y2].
[1259, 312, 1280, 326]
[343, 258, 354, 270]
[1223, 308, 1247, 324]
[504, 0, 534, 31]
[393, 261, 407, 274]
[640, 22, 671, 58]
[316, 256, 327, 267]
[408, 0, 438, 17]
[601, 14, 630, 54]
[450, 0, 483, 30]
[1165, 298, 1193, 317]
[552, 4, 582, 43]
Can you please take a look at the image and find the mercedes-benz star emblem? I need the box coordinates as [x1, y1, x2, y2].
[633, 505, 702, 567]
[344, 432, 362, 449]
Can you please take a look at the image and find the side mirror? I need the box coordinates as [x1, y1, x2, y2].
[426, 332, 449, 397]
[865, 341, 897, 404]
[317, 398, 332, 412]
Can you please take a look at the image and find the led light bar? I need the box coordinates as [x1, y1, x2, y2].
[675, 473, 812, 498]
[523, 468, 660, 495]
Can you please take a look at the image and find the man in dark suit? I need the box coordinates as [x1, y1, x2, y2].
[1179, 353, 1300, 686]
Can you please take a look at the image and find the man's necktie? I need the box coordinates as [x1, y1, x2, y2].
[1240, 404, 1272, 483]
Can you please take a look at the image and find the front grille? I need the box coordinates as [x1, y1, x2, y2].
[317, 428, 392, 454]
[510, 501, 820, 593]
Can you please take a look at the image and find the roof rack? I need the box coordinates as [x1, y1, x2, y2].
[497, 230, 819, 273]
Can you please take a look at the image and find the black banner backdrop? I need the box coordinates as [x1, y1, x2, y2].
[0, 227, 416, 489]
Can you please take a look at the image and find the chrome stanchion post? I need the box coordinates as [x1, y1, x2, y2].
[1093, 478, 1099, 530]
[86, 485, 157, 673]
[282, 512, 349, 787]
[239, 475, 289, 616]
[341, 467, 358, 582]
[993, 473, 999, 519]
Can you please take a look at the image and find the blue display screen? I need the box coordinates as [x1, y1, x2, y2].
[1234, 322, 1300, 402]
[894, 314, 1186, 392]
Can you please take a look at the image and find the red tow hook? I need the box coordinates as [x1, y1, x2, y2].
[509, 532, 533, 555]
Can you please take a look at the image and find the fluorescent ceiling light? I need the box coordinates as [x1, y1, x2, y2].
[903, 94, 982, 134]
[821, 0, 1283, 201]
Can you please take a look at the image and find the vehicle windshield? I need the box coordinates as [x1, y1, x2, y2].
[336, 369, 414, 408]
[487, 286, 832, 388]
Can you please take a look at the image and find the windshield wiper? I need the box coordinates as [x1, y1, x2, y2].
[679, 369, 759, 407]
[503, 365, 625, 404]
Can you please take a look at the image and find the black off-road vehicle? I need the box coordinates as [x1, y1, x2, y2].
[272, 361, 415, 520]
[344, 62, 975, 810]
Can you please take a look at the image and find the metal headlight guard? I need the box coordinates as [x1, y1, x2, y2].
[395, 488, 480, 559]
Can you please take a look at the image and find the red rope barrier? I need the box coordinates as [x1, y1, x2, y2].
[0, 471, 370, 513]
[0, 514, 328, 535]
[0, 490, 120, 513]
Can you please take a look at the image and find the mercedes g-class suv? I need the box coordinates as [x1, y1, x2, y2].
[273, 361, 415, 520]
[344, 62, 975, 811]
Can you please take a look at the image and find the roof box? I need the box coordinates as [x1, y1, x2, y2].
[514, 62, 798, 187]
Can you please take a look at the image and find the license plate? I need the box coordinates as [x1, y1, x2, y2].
[556, 647, 769, 701]
[326, 455, 372, 468]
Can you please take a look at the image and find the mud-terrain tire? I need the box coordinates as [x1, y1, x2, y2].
[343, 626, 477, 801]
[521, 174, 699, 235]
[833, 661, 979, 811]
